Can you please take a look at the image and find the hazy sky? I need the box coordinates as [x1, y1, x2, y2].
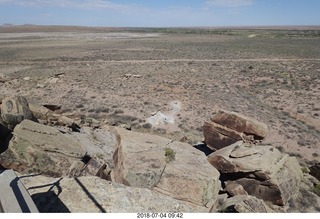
[0, 0, 319, 27]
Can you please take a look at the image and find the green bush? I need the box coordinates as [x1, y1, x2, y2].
[301, 167, 309, 174]
[165, 148, 176, 163]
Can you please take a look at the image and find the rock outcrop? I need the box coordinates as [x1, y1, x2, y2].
[0, 119, 86, 176]
[217, 195, 275, 213]
[0, 96, 38, 130]
[111, 127, 221, 209]
[20, 175, 206, 213]
[207, 141, 303, 206]
[203, 110, 268, 150]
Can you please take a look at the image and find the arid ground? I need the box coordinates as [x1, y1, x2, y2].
[1, 26, 319, 165]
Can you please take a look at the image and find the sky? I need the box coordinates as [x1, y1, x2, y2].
[0, 0, 319, 27]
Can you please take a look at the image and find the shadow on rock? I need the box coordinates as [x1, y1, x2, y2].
[27, 178, 70, 213]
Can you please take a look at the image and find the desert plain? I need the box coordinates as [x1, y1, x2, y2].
[0, 25, 319, 166]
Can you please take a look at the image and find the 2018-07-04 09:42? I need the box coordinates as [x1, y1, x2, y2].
[137, 213, 183, 218]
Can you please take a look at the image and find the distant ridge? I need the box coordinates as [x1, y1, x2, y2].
[1, 24, 320, 33]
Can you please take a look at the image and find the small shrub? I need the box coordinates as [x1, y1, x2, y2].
[114, 109, 124, 114]
[165, 148, 176, 163]
[76, 104, 84, 108]
[301, 167, 309, 174]
[142, 123, 152, 129]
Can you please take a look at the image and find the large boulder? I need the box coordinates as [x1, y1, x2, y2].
[207, 141, 303, 206]
[203, 122, 243, 150]
[0, 119, 86, 176]
[203, 110, 268, 150]
[111, 127, 221, 209]
[20, 175, 206, 213]
[0, 96, 38, 129]
[211, 110, 269, 138]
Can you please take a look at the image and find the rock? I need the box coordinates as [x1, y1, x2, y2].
[36, 84, 46, 88]
[0, 95, 38, 129]
[224, 181, 248, 196]
[65, 161, 85, 178]
[111, 127, 221, 209]
[203, 110, 269, 150]
[23, 77, 31, 81]
[233, 195, 275, 213]
[0, 77, 7, 83]
[216, 195, 276, 213]
[20, 175, 207, 213]
[287, 174, 320, 212]
[0, 119, 86, 176]
[47, 77, 60, 84]
[207, 141, 303, 206]
[309, 163, 320, 181]
[43, 104, 61, 111]
[211, 110, 269, 139]
[203, 121, 243, 150]
[71, 126, 117, 169]
[29, 104, 51, 121]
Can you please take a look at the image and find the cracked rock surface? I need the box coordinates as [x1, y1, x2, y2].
[111, 127, 221, 208]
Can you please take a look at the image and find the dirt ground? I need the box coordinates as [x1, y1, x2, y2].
[0, 26, 319, 164]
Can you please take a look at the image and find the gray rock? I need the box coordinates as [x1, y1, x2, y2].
[0, 119, 86, 176]
[224, 181, 248, 196]
[20, 175, 207, 213]
[207, 141, 303, 206]
[111, 127, 221, 209]
[0, 95, 38, 129]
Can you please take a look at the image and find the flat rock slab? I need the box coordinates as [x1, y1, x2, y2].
[111, 127, 221, 208]
[20, 175, 206, 213]
[0, 119, 86, 176]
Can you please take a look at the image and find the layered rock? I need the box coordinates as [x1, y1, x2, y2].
[0, 119, 86, 176]
[111, 127, 221, 209]
[0, 96, 38, 130]
[217, 195, 275, 213]
[211, 110, 269, 138]
[20, 175, 206, 213]
[203, 110, 268, 150]
[207, 141, 303, 206]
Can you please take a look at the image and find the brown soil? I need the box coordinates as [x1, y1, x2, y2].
[1, 26, 319, 164]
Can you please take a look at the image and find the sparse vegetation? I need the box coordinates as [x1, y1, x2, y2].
[0, 26, 319, 165]
[301, 167, 309, 174]
[165, 148, 176, 163]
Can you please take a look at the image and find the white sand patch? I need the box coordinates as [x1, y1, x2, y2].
[146, 100, 182, 131]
